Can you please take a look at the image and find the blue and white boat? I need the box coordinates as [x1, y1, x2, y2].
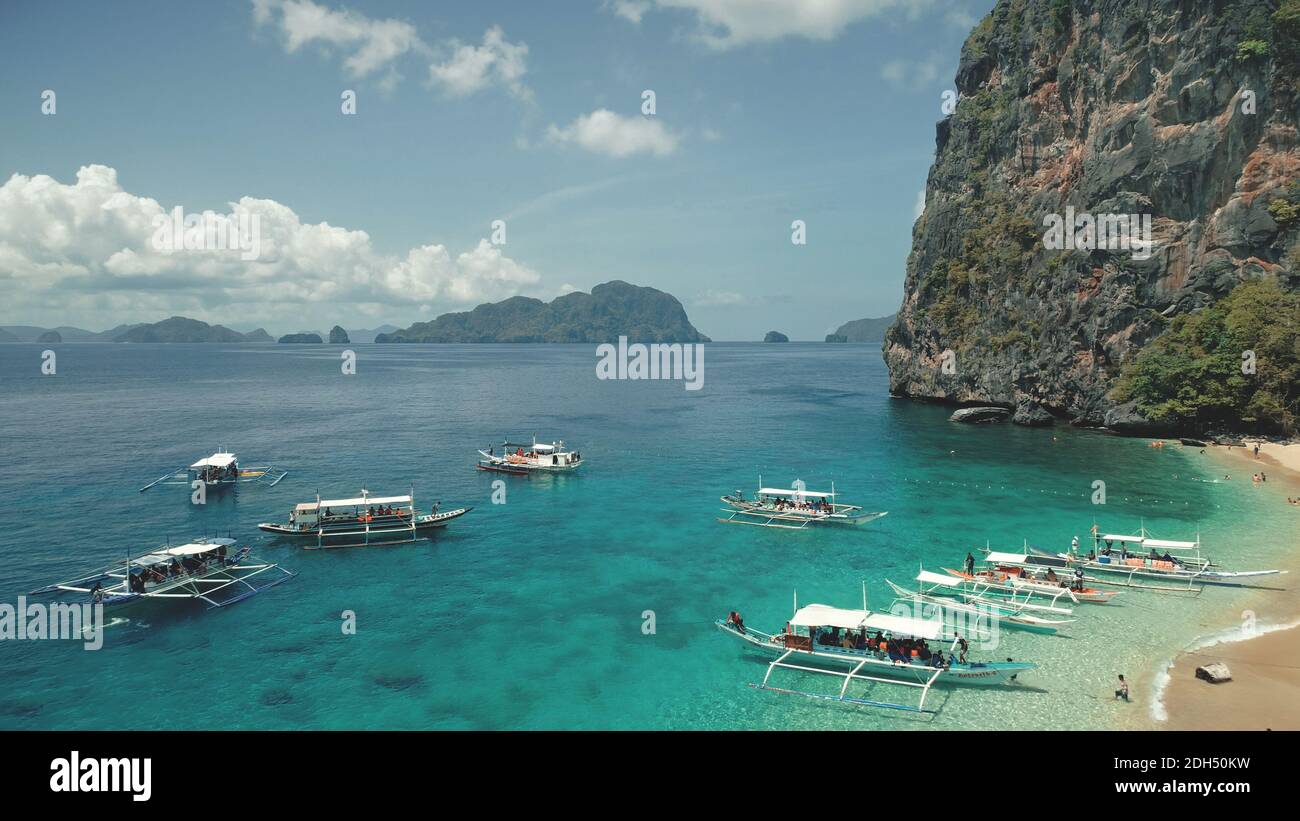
[717, 593, 1035, 713]
[30, 537, 295, 611]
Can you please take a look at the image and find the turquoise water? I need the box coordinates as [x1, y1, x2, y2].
[0, 343, 1295, 729]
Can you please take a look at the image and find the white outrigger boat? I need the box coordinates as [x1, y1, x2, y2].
[885, 572, 1074, 636]
[1019, 526, 1285, 591]
[943, 552, 1121, 605]
[719, 479, 886, 529]
[29, 537, 295, 610]
[717, 592, 1034, 713]
[139, 451, 287, 493]
[477, 438, 583, 475]
[258, 489, 471, 549]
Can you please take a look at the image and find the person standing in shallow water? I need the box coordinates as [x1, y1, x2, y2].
[1115, 674, 1130, 702]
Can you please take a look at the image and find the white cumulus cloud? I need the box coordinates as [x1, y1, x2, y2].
[252, 0, 423, 81]
[546, 109, 680, 158]
[0, 165, 541, 327]
[428, 25, 531, 99]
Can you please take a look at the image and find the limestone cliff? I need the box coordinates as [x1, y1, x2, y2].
[885, 0, 1300, 427]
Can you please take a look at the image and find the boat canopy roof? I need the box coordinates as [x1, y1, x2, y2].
[758, 487, 833, 498]
[191, 453, 237, 469]
[986, 551, 1029, 564]
[501, 441, 562, 451]
[303, 495, 412, 509]
[789, 604, 866, 629]
[1099, 534, 1198, 550]
[863, 613, 945, 641]
[916, 570, 962, 587]
[134, 538, 235, 565]
[1142, 538, 1198, 550]
[787, 605, 945, 640]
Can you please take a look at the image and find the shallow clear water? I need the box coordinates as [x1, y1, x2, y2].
[0, 343, 1294, 729]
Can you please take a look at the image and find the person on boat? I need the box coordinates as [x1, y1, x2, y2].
[931, 648, 946, 668]
[1072, 566, 1084, 591]
[1045, 568, 1059, 585]
[1114, 674, 1130, 702]
[89, 580, 103, 603]
[964, 552, 975, 575]
[1071, 535, 1079, 553]
[957, 637, 969, 664]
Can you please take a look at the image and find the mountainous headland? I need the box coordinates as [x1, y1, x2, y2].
[376, 281, 710, 343]
[114, 317, 269, 343]
[826, 314, 896, 343]
[884, 0, 1300, 436]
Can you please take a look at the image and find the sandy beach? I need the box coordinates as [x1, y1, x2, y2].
[1157, 438, 1300, 730]
[1210, 439, 1300, 485]
[1160, 623, 1300, 730]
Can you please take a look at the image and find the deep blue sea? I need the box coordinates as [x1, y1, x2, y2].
[0, 343, 1295, 729]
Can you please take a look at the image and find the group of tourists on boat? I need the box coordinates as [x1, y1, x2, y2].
[197, 464, 238, 483]
[797, 624, 953, 667]
[1093, 542, 1178, 565]
[760, 496, 830, 513]
[112, 546, 232, 596]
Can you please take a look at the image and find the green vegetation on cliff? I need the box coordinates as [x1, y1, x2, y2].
[1112, 279, 1300, 433]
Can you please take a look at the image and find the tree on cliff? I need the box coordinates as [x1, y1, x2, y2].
[1112, 279, 1300, 433]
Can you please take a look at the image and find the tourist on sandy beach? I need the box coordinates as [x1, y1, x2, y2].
[1114, 674, 1129, 702]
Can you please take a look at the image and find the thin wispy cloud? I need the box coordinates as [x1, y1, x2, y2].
[694, 289, 749, 307]
[606, 0, 935, 49]
[605, 0, 652, 24]
[504, 175, 639, 221]
[880, 53, 945, 90]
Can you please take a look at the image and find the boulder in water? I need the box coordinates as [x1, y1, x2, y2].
[950, 406, 1010, 424]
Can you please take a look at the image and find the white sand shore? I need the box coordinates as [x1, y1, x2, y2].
[1160, 623, 1300, 730]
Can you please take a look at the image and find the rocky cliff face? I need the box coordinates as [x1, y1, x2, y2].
[885, 0, 1299, 427]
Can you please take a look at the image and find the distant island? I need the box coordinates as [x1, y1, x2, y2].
[376, 281, 709, 343]
[1, 319, 392, 343]
[115, 317, 270, 343]
[825, 314, 896, 343]
[763, 331, 789, 343]
[1, 323, 145, 343]
[278, 333, 323, 344]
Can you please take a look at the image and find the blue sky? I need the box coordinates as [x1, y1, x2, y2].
[0, 0, 994, 339]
